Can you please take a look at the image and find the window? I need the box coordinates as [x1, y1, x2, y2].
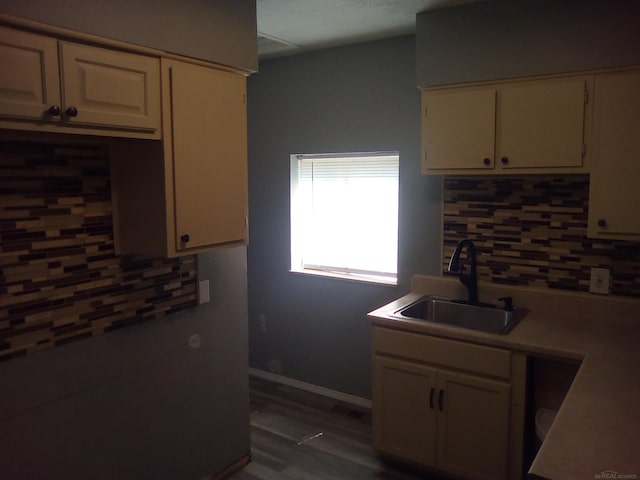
[290, 152, 399, 285]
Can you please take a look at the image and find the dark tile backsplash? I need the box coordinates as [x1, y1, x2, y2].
[0, 141, 197, 361]
[4, 142, 637, 361]
[443, 176, 640, 298]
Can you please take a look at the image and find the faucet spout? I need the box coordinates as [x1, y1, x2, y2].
[448, 239, 479, 305]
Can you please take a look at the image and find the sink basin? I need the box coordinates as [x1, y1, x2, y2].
[391, 296, 528, 335]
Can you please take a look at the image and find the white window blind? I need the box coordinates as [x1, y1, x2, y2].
[290, 152, 399, 283]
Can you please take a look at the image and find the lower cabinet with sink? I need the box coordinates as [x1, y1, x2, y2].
[372, 326, 526, 480]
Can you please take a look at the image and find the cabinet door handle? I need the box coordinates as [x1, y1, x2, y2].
[501, 156, 509, 165]
[598, 219, 607, 228]
[429, 387, 435, 409]
[438, 389, 444, 411]
[180, 234, 190, 243]
[48, 105, 61, 116]
[483, 157, 491, 166]
[65, 106, 79, 117]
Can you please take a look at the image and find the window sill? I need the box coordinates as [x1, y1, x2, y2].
[289, 268, 397, 286]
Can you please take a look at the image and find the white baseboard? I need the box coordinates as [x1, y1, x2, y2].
[249, 367, 372, 409]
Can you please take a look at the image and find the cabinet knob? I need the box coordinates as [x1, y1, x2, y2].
[598, 219, 607, 228]
[47, 105, 61, 116]
[180, 234, 190, 243]
[501, 156, 509, 165]
[483, 157, 491, 166]
[65, 106, 78, 117]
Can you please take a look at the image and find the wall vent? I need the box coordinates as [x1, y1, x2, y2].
[258, 32, 299, 59]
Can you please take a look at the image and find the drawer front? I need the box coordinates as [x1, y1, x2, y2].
[373, 327, 511, 379]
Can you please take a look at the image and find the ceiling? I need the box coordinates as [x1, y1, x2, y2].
[256, 0, 480, 59]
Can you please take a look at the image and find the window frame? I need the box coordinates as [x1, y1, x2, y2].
[289, 151, 399, 286]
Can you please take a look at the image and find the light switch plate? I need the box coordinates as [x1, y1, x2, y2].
[589, 267, 611, 294]
[199, 280, 210, 304]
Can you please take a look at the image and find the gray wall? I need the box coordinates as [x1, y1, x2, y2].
[247, 0, 640, 399]
[0, 2, 253, 476]
[0, 0, 257, 71]
[0, 247, 249, 479]
[247, 35, 443, 398]
[416, 0, 640, 86]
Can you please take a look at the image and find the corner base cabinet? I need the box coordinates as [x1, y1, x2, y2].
[112, 59, 248, 257]
[372, 327, 524, 480]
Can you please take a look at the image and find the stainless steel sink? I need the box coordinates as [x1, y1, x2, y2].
[391, 296, 528, 335]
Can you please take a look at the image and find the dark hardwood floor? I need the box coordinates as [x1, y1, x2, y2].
[229, 376, 443, 480]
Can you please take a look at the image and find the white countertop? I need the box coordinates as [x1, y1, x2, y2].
[368, 275, 640, 479]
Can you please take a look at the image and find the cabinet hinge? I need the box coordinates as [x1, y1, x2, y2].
[584, 88, 589, 104]
[582, 143, 586, 157]
[243, 94, 246, 104]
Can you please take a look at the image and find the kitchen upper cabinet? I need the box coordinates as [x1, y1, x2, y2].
[0, 25, 161, 139]
[588, 68, 640, 240]
[167, 59, 248, 252]
[422, 75, 591, 174]
[422, 87, 496, 170]
[112, 59, 248, 257]
[0, 26, 60, 119]
[58, 43, 160, 133]
[372, 327, 515, 480]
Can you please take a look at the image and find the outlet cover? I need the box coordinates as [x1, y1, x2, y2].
[589, 267, 611, 294]
[199, 280, 210, 304]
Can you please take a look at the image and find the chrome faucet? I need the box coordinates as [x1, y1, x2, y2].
[448, 239, 479, 305]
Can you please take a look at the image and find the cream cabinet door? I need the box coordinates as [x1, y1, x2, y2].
[372, 355, 438, 466]
[422, 75, 591, 174]
[164, 59, 248, 252]
[437, 370, 511, 480]
[588, 69, 640, 239]
[0, 26, 61, 120]
[59, 42, 161, 133]
[497, 76, 589, 169]
[422, 87, 496, 171]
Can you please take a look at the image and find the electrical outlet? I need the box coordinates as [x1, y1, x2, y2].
[589, 267, 611, 294]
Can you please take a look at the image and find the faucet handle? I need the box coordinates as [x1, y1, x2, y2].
[498, 296, 513, 311]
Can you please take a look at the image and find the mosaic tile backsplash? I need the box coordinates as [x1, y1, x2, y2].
[0, 141, 197, 361]
[443, 176, 640, 298]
